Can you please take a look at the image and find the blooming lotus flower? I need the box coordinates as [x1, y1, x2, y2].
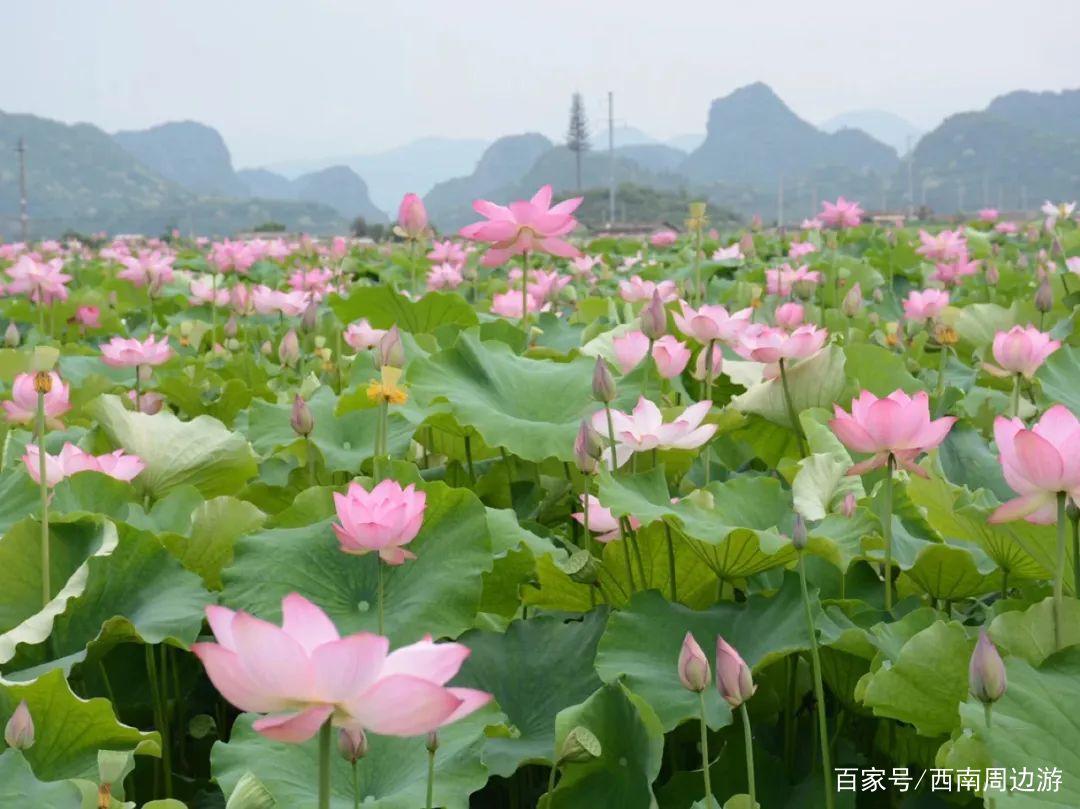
[190, 276, 230, 307]
[22, 442, 145, 487]
[427, 240, 467, 266]
[288, 268, 335, 298]
[801, 217, 823, 230]
[192, 594, 490, 742]
[995, 221, 1019, 235]
[818, 197, 863, 229]
[126, 389, 165, 414]
[570, 254, 602, 280]
[75, 306, 101, 328]
[5, 256, 71, 304]
[332, 480, 427, 565]
[252, 285, 309, 317]
[978, 208, 999, 222]
[902, 289, 950, 321]
[715, 637, 756, 708]
[651, 335, 691, 379]
[916, 229, 967, 263]
[774, 302, 804, 330]
[92, 449, 148, 482]
[3, 372, 70, 426]
[396, 193, 429, 240]
[459, 185, 581, 267]
[649, 229, 678, 247]
[989, 405, 1080, 524]
[735, 324, 827, 365]
[765, 264, 820, 297]
[572, 494, 641, 543]
[829, 390, 956, 477]
[613, 331, 650, 374]
[508, 268, 571, 302]
[678, 632, 711, 693]
[209, 239, 259, 274]
[1065, 257, 1080, 276]
[674, 301, 752, 345]
[931, 254, 980, 287]
[712, 244, 743, 262]
[100, 335, 173, 368]
[590, 397, 716, 467]
[618, 275, 678, 304]
[427, 263, 464, 291]
[1042, 200, 1076, 231]
[344, 320, 387, 352]
[117, 250, 175, 291]
[490, 290, 545, 319]
[983, 326, 1060, 380]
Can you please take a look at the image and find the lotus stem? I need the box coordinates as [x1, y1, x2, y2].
[426, 745, 436, 809]
[643, 338, 654, 400]
[1010, 373, 1022, 419]
[799, 550, 835, 809]
[37, 390, 49, 608]
[377, 558, 385, 636]
[1055, 491, 1067, 650]
[135, 365, 142, 412]
[520, 251, 530, 330]
[883, 453, 896, 613]
[699, 691, 714, 808]
[146, 644, 172, 797]
[1071, 507, 1079, 599]
[664, 522, 678, 603]
[778, 358, 807, 457]
[211, 272, 218, 346]
[352, 761, 360, 809]
[703, 339, 715, 485]
[547, 759, 558, 796]
[739, 703, 756, 808]
[318, 718, 332, 809]
[934, 344, 949, 403]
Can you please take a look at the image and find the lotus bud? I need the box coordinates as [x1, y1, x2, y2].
[290, 394, 314, 437]
[223, 315, 238, 338]
[425, 731, 439, 753]
[225, 337, 241, 352]
[338, 727, 367, 763]
[792, 513, 808, 550]
[678, 632, 711, 693]
[278, 329, 300, 367]
[301, 301, 319, 332]
[378, 325, 405, 369]
[739, 233, 755, 257]
[793, 279, 817, 300]
[716, 637, 756, 708]
[640, 291, 667, 340]
[1035, 278, 1054, 313]
[1067, 498, 1080, 523]
[986, 264, 1000, 285]
[841, 282, 863, 317]
[4, 323, 20, 347]
[969, 629, 1007, 704]
[841, 492, 857, 518]
[557, 726, 601, 764]
[260, 340, 273, 357]
[4, 700, 34, 750]
[573, 419, 603, 474]
[591, 357, 616, 403]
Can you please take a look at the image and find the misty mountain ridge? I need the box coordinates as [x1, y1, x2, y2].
[819, 109, 923, 155]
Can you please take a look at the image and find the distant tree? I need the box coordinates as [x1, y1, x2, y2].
[566, 92, 590, 191]
[351, 216, 369, 237]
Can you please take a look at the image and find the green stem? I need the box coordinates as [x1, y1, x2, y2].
[36, 391, 49, 608]
[135, 365, 142, 413]
[426, 745, 436, 809]
[374, 400, 388, 481]
[883, 453, 896, 613]
[318, 718, 331, 809]
[352, 760, 360, 809]
[664, 522, 678, 603]
[211, 272, 218, 347]
[1072, 511, 1079, 600]
[1010, 373, 1022, 419]
[778, 358, 807, 457]
[377, 558, 385, 636]
[1055, 491, 1067, 651]
[307, 437, 316, 488]
[703, 340, 716, 484]
[699, 691, 714, 808]
[582, 478, 592, 556]
[935, 344, 949, 403]
[627, 522, 648, 589]
[739, 703, 756, 808]
[799, 551, 835, 809]
[547, 759, 558, 797]
[464, 432, 476, 484]
[146, 645, 172, 797]
[520, 251, 530, 330]
[984, 703, 996, 809]
[643, 338, 654, 400]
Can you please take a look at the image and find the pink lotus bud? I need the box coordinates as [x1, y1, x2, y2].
[4, 700, 33, 750]
[792, 513, 807, 550]
[223, 315, 239, 339]
[260, 340, 273, 357]
[840, 492, 857, 518]
[573, 419, 602, 474]
[1035, 278, 1054, 313]
[396, 193, 428, 240]
[338, 726, 367, 763]
[290, 394, 314, 437]
[986, 264, 1000, 285]
[378, 325, 405, 369]
[841, 283, 863, 317]
[4, 323, 19, 347]
[592, 357, 616, 403]
[715, 637, 756, 708]
[775, 302, 804, 330]
[301, 301, 319, 332]
[278, 329, 300, 367]
[640, 291, 667, 340]
[969, 629, 1006, 704]
[678, 632, 711, 692]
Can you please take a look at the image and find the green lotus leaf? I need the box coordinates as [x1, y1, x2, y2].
[731, 344, 846, 429]
[0, 749, 82, 807]
[330, 285, 479, 333]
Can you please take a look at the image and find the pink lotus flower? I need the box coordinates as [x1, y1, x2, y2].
[459, 185, 581, 267]
[1066, 257, 1080, 276]
[735, 324, 827, 364]
[117, 250, 175, 291]
[765, 264, 820, 297]
[1041, 201, 1076, 231]
[818, 197, 864, 229]
[330, 236, 349, 259]
[508, 268, 571, 302]
[3, 372, 70, 426]
[75, 306, 101, 328]
[618, 275, 678, 304]
[649, 229, 678, 247]
[570, 254, 603, 279]
[678, 632, 711, 693]
[22, 442, 145, 487]
[5, 256, 71, 304]
[715, 637, 756, 707]
[190, 276, 230, 307]
[490, 291, 545, 319]
[288, 268, 335, 298]
[989, 405, 1080, 524]
[931, 253, 980, 287]
[978, 208, 999, 222]
[230, 284, 255, 316]
[343, 320, 387, 352]
[902, 289, 950, 321]
[613, 331, 650, 374]
[192, 594, 490, 742]
[651, 335, 691, 379]
[711, 244, 744, 262]
[801, 218, 823, 231]
[691, 343, 724, 381]
[774, 302, 804, 330]
[209, 240, 259, 274]
[572, 494, 641, 543]
[916, 229, 967, 263]
[994, 221, 1019, 235]
[396, 193, 429, 240]
[332, 480, 427, 565]
[427, 263, 464, 291]
[100, 335, 173, 368]
[829, 390, 956, 477]
[788, 240, 817, 259]
[127, 389, 165, 414]
[674, 301, 752, 345]
[590, 397, 716, 467]
[983, 326, 1060, 380]
[427, 240, 467, 266]
[253, 285, 309, 317]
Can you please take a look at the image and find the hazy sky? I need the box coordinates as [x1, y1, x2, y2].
[4, 0, 1077, 167]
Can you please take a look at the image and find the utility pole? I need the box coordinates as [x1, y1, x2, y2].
[16, 138, 28, 243]
[607, 91, 615, 227]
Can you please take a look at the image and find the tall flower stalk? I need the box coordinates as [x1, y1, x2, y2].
[34, 373, 50, 608]
[882, 453, 896, 612]
[778, 358, 807, 457]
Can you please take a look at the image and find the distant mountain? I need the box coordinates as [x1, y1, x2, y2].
[113, 121, 249, 197]
[592, 126, 656, 148]
[237, 166, 386, 223]
[665, 133, 705, 152]
[0, 111, 344, 238]
[424, 134, 554, 228]
[984, 88, 1080, 139]
[681, 83, 899, 187]
[263, 137, 489, 215]
[615, 144, 687, 174]
[820, 109, 923, 155]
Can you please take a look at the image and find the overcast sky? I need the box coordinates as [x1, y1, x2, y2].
[3, 0, 1076, 167]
